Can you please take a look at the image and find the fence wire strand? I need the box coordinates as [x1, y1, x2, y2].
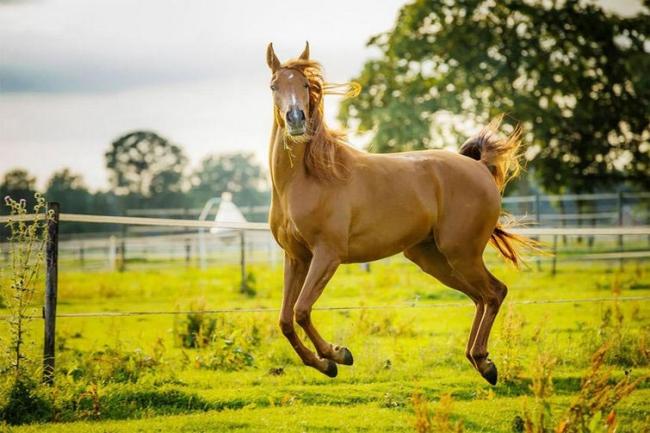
[3, 295, 647, 320]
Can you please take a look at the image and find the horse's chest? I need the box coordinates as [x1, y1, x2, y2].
[270, 206, 311, 258]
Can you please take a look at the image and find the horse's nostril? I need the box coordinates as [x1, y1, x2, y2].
[287, 108, 305, 124]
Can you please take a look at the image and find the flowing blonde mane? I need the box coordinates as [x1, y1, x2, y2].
[280, 59, 360, 182]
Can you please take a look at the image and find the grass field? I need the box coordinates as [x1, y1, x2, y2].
[1, 255, 649, 432]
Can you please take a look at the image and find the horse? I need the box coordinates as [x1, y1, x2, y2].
[265, 42, 536, 385]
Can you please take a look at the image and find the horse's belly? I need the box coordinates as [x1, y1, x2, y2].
[343, 219, 431, 263]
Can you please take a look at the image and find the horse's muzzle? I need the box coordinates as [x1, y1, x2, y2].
[286, 107, 306, 136]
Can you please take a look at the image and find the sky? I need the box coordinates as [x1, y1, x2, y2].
[0, 0, 643, 191]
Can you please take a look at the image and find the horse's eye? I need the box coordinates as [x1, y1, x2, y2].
[270, 85, 278, 91]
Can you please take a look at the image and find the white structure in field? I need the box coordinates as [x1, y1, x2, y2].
[210, 192, 247, 234]
[198, 192, 250, 269]
[198, 192, 279, 269]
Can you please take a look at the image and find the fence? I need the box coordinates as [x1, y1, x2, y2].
[4, 215, 650, 275]
[1, 202, 650, 385]
[124, 191, 650, 228]
[9, 190, 641, 272]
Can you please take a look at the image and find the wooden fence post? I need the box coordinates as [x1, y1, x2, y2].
[119, 225, 127, 272]
[240, 230, 247, 293]
[535, 193, 541, 271]
[185, 237, 191, 267]
[551, 234, 558, 277]
[43, 202, 59, 385]
[617, 191, 624, 271]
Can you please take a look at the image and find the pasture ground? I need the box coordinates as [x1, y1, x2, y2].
[1, 254, 649, 432]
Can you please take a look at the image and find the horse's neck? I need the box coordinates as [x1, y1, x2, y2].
[269, 125, 306, 195]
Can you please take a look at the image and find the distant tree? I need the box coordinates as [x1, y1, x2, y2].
[190, 153, 269, 209]
[90, 191, 121, 216]
[105, 131, 188, 207]
[45, 169, 92, 212]
[0, 169, 38, 210]
[339, 0, 650, 193]
[44, 169, 95, 232]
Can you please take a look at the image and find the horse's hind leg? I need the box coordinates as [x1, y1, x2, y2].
[468, 266, 508, 381]
[444, 251, 507, 385]
[405, 241, 505, 385]
[404, 243, 485, 368]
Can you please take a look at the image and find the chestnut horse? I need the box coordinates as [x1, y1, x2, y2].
[266, 42, 535, 385]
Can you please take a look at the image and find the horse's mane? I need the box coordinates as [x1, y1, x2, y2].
[280, 59, 360, 182]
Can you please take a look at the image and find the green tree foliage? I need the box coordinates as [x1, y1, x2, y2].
[45, 169, 92, 213]
[339, 0, 650, 193]
[0, 169, 37, 210]
[190, 153, 269, 208]
[105, 131, 188, 207]
[45, 169, 97, 233]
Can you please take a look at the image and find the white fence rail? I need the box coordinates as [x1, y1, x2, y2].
[2, 211, 650, 275]
[3, 212, 650, 236]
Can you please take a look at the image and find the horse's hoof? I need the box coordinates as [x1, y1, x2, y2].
[480, 361, 498, 386]
[331, 346, 354, 365]
[324, 359, 338, 378]
[340, 347, 354, 366]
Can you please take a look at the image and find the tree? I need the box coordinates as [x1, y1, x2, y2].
[45, 169, 95, 232]
[105, 131, 188, 206]
[45, 169, 92, 211]
[0, 169, 37, 210]
[339, 0, 650, 193]
[190, 153, 269, 209]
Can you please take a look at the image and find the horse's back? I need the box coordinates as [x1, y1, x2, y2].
[353, 149, 500, 211]
[344, 149, 501, 260]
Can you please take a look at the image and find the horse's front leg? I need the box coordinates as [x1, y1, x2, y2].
[294, 247, 354, 371]
[278, 253, 337, 377]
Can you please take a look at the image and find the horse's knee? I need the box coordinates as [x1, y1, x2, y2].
[496, 283, 508, 302]
[294, 307, 310, 327]
[278, 318, 294, 337]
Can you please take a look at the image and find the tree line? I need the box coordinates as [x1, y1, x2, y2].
[339, 0, 649, 194]
[1, 131, 270, 232]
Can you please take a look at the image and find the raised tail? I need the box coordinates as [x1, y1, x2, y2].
[459, 114, 522, 191]
[460, 115, 540, 267]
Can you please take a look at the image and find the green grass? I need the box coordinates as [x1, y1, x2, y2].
[1, 256, 649, 432]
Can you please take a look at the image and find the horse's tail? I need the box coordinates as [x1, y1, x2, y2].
[459, 114, 521, 192]
[489, 222, 541, 267]
[459, 115, 540, 267]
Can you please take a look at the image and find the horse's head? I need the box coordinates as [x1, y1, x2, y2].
[266, 42, 312, 137]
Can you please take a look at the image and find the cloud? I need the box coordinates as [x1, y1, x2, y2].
[0, 0, 400, 189]
[0, 0, 396, 93]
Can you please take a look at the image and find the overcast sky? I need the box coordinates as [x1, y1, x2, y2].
[0, 0, 643, 190]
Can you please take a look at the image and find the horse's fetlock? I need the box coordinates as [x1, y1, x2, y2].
[278, 319, 294, 337]
[471, 350, 489, 362]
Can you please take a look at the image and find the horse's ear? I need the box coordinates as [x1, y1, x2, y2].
[299, 41, 310, 61]
[266, 43, 281, 72]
